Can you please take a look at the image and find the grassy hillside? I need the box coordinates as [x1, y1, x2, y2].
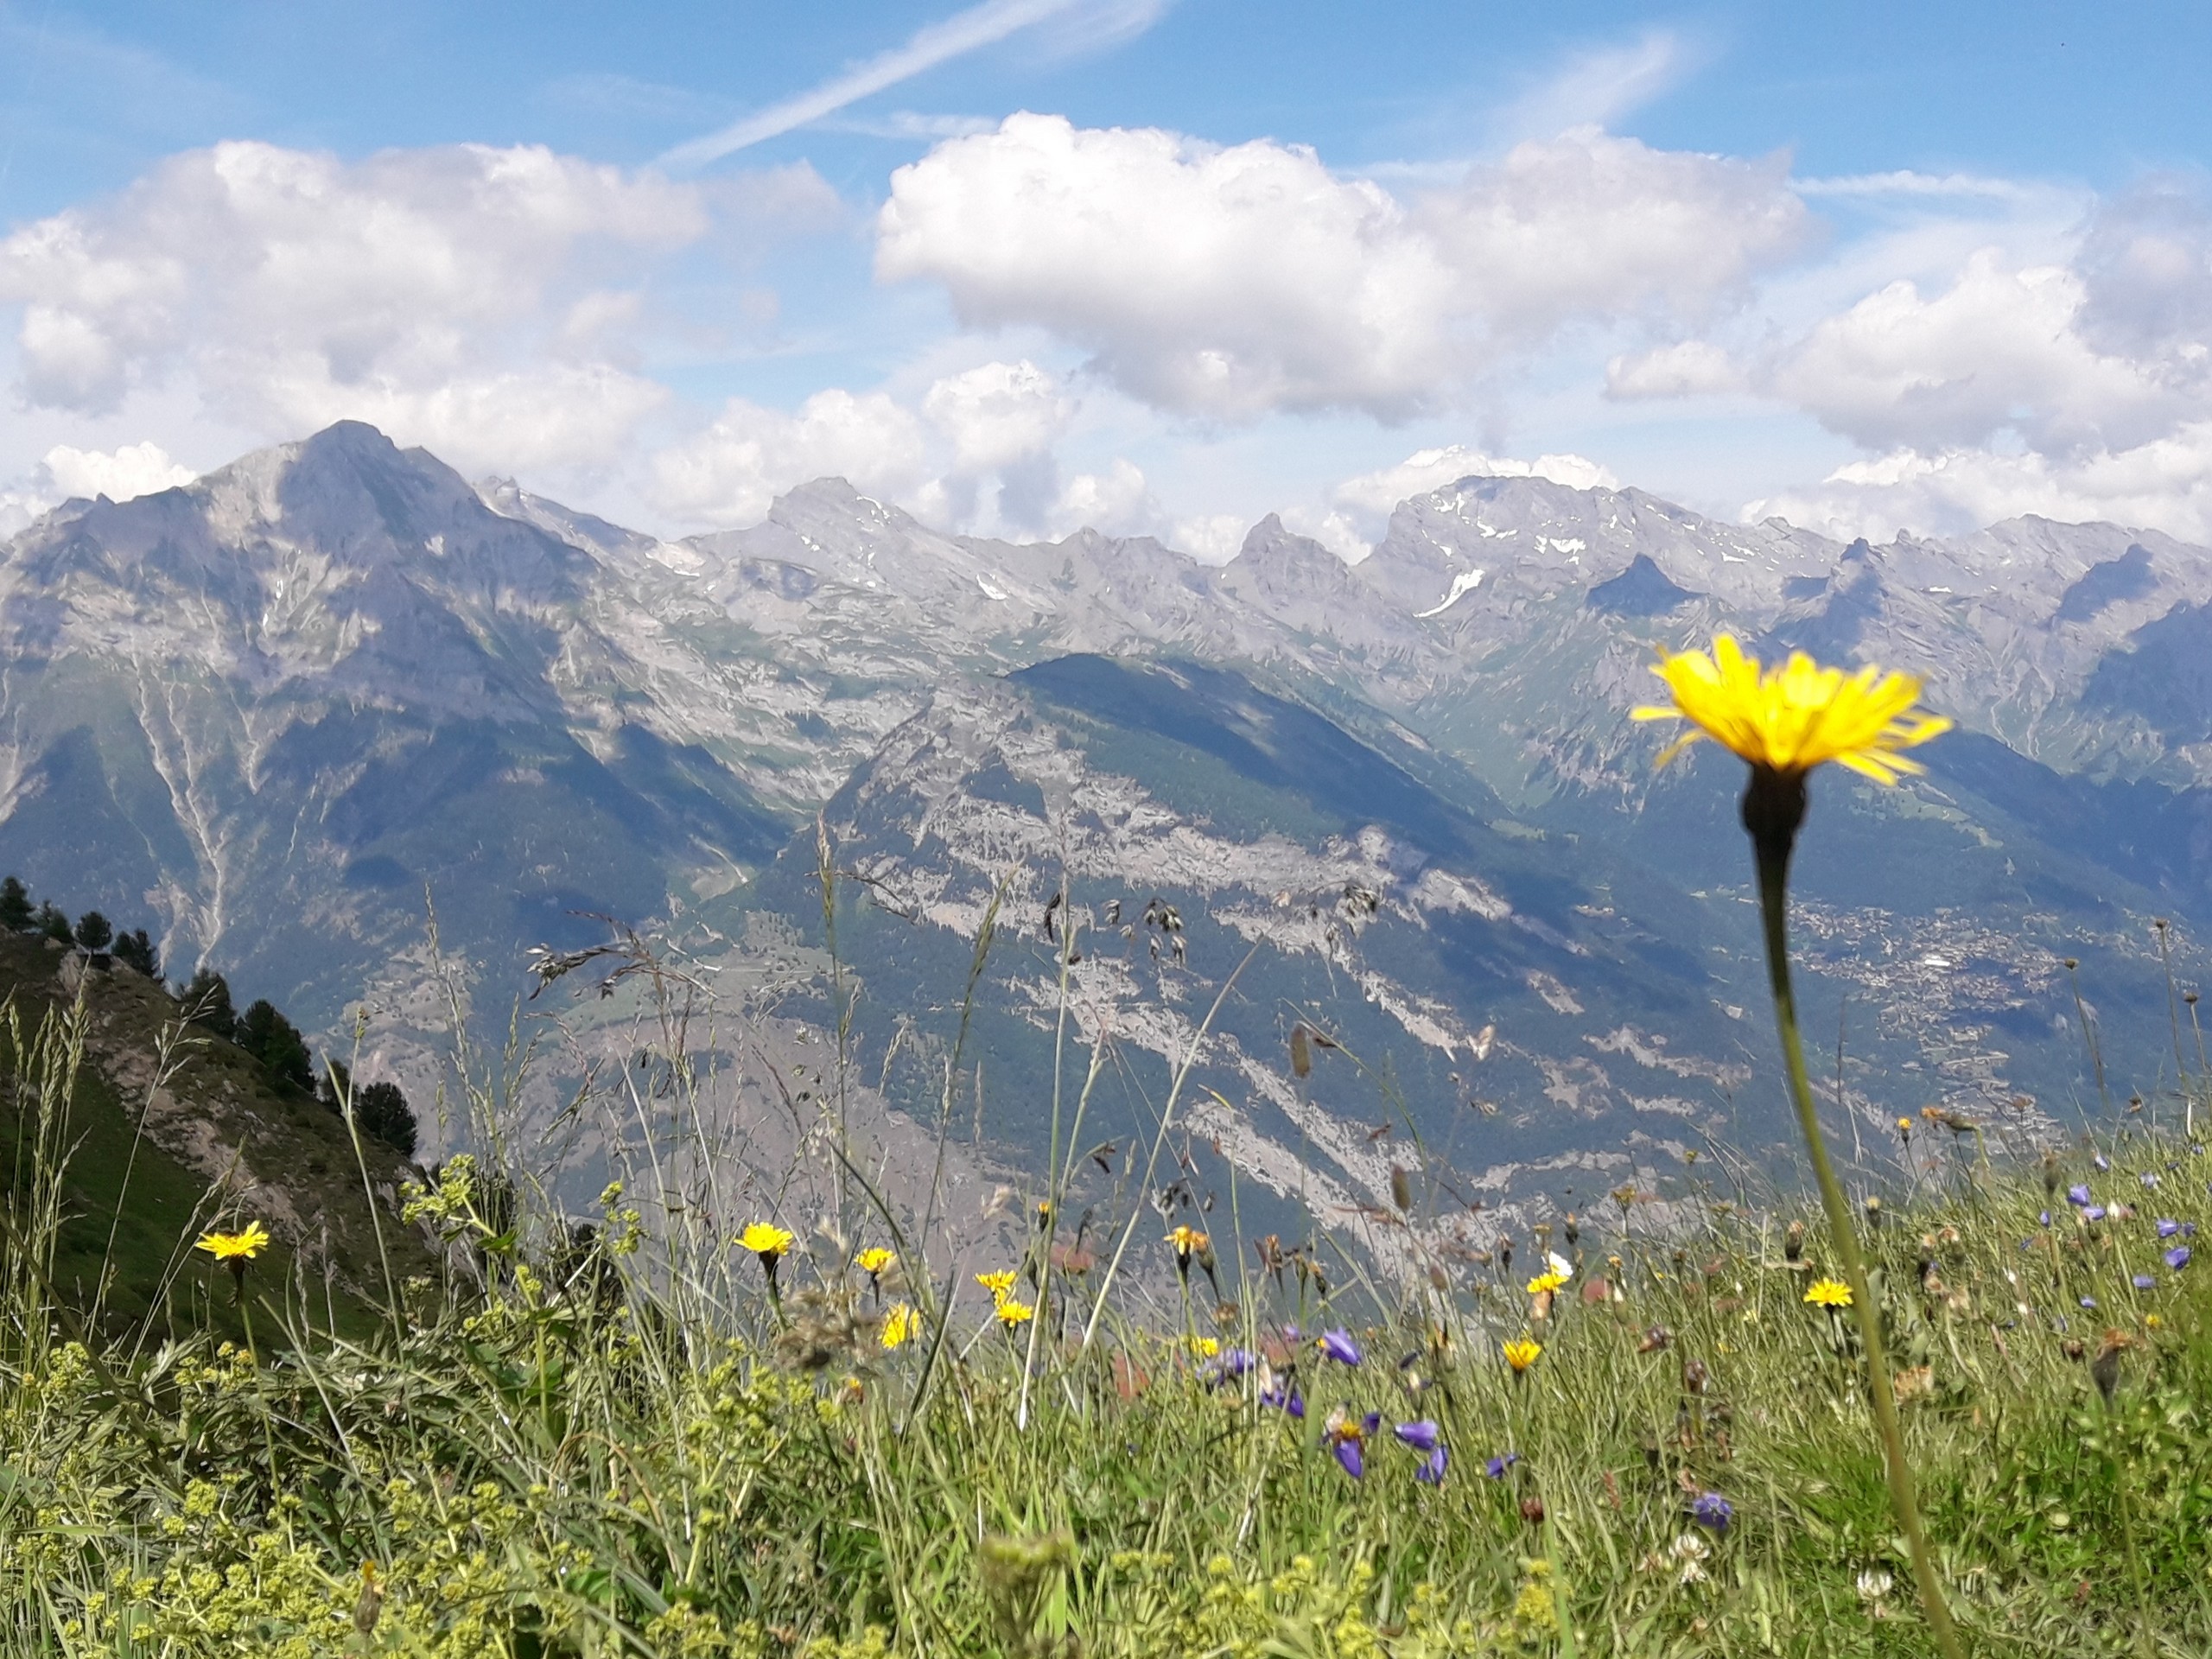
[0, 1078, 2206, 1654]
[0, 932, 434, 1344]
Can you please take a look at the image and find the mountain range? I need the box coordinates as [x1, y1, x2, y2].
[3, 418, 2208, 1258]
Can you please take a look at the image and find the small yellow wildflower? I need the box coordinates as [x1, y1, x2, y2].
[1190, 1335, 1220, 1358]
[1166, 1224, 1208, 1259]
[1525, 1271, 1568, 1296]
[1503, 1337, 1542, 1374]
[194, 1222, 270, 1262]
[855, 1247, 896, 1278]
[738, 1222, 793, 1258]
[1631, 634, 1951, 783]
[1805, 1277, 1854, 1309]
[995, 1299, 1035, 1327]
[880, 1303, 918, 1348]
[976, 1269, 1017, 1301]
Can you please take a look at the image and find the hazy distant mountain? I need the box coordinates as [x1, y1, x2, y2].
[3, 420, 2207, 1241]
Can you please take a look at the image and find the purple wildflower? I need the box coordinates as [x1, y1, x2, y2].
[1333, 1438, 1364, 1479]
[1414, 1445, 1448, 1485]
[1689, 1491, 1733, 1533]
[2133, 1274, 2158, 1291]
[2158, 1218, 2183, 1238]
[1484, 1452, 1520, 1480]
[1202, 1347, 1256, 1387]
[1394, 1420, 1441, 1452]
[2038, 1211, 2052, 1227]
[2068, 1184, 2093, 1207]
[2085, 1205, 2108, 1223]
[2081, 1296, 2099, 1310]
[2094, 1154, 2111, 1172]
[2167, 1246, 2192, 1271]
[1316, 1328, 1363, 1366]
[1261, 1383, 1306, 1420]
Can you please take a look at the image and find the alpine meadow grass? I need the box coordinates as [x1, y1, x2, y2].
[3, 641, 2212, 1655]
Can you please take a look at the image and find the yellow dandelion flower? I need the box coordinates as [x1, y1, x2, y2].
[880, 1303, 918, 1348]
[1525, 1271, 1568, 1296]
[1804, 1277, 1854, 1309]
[995, 1299, 1035, 1327]
[855, 1247, 896, 1278]
[1190, 1335, 1220, 1357]
[1631, 635, 1950, 784]
[976, 1268, 1018, 1301]
[739, 1222, 793, 1258]
[194, 1221, 270, 1262]
[1166, 1224, 1208, 1257]
[1503, 1337, 1542, 1374]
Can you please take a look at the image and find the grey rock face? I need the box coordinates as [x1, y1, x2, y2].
[2, 420, 2208, 1246]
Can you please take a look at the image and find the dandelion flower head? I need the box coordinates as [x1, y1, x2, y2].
[1804, 1277, 1853, 1308]
[1166, 1224, 1209, 1258]
[195, 1221, 270, 1262]
[880, 1303, 918, 1348]
[1632, 635, 1950, 783]
[740, 1222, 793, 1257]
[976, 1268, 1017, 1300]
[1503, 1337, 1542, 1373]
[855, 1247, 896, 1277]
[1526, 1271, 1569, 1296]
[995, 1299, 1035, 1327]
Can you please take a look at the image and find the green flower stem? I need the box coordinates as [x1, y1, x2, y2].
[1749, 780, 1965, 1659]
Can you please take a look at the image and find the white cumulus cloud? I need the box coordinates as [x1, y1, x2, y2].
[0, 141, 835, 477]
[40, 440, 194, 502]
[1334, 444, 1619, 518]
[876, 113, 1808, 422]
[650, 388, 931, 527]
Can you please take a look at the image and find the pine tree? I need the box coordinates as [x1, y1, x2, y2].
[179, 968, 238, 1039]
[238, 999, 315, 1095]
[113, 929, 159, 978]
[73, 911, 112, 953]
[0, 877, 31, 931]
[33, 903, 69, 944]
[356, 1081, 418, 1159]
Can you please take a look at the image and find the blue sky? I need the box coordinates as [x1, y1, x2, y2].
[3, 1, 2210, 554]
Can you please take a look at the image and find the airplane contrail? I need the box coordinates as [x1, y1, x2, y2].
[659, 0, 1083, 171]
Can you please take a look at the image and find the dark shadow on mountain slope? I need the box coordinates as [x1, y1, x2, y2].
[2056, 544, 2154, 625]
[1586, 555, 1700, 617]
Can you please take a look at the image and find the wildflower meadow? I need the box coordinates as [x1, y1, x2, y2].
[3, 639, 2211, 1656]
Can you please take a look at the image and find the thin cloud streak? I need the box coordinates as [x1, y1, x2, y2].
[660, 0, 1139, 170]
[1491, 29, 1693, 143]
[1797, 169, 2038, 201]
